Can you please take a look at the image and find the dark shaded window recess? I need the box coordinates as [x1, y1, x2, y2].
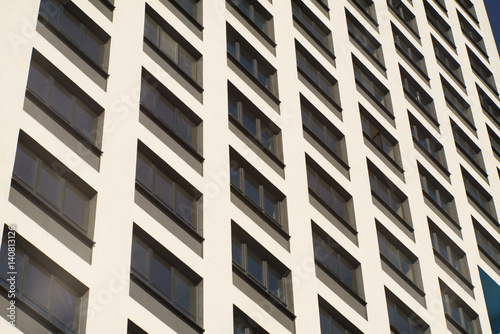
[441, 77, 474, 130]
[387, 0, 419, 39]
[386, 289, 430, 334]
[319, 296, 363, 334]
[432, 36, 465, 87]
[458, 11, 485, 57]
[487, 126, 500, 159]
[234, 306, 270, 334]
[440, 280, 480, 334]
[227, 0, 275, 43]
[296, 41, 341, 110]
[456, 0, 477, 23]
[424, 0, 455, 49]
[346, 9, 385, 69]
[170, 0, 202, 25]
[478, 85, 500, 126]
[452, 121, 486, 174]
[131, 225, 202, 329]
[474, 219, 500, 267]
[468, 47, 498, 95]
[400, 65, 437, 125]
[392, 23, 427, 80]
[462, 167, 498, 224]
[351, 0, 377, 25]
[293, 0, 334, 55]
[0, 229, 88, 334]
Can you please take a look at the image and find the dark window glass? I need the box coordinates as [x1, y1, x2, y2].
[229, 0, 272, 36]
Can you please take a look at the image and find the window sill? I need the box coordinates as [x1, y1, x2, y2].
[140, 104, 204, 163]
[395, 45, 429, 82]
[348, 31, 386, 72]
[11, 177, 95, 247]
[293, 17, 335, 61]
[304, 125, 349, 171]
[135, 182, 204, 242]
[455, 144, 487, 178]
[145, 38, 204, 94]
[444, 313, 474, 334]
[229, 115, 285, 169]
[477, 246, 500, 271]
[228, 53, 280, 105]
[403, 88, 439, 128]
[38, 15, 109, 79]
[351, 0, 379, 26]
[232, 264, 295, 320]
[298, 67, 342, 112]
[433, 249, 474, 290]
[227, 1, 276, 48]
[167, 0, 204, 31]
[26, 89, 103, 157]
[363, 133, 404, 174]
[422, 191, 461, 230]
[315, 259, 366, 305]
[309, 190, 357, 236]
[466, 191, 499, 227]
[130, 272, 203, 332]
[371, 190, 413, 233]
[230, 184, 290, 241]
[355, 78, 393, 120]
[380, 253, 425, 298]
[413, 139, 450, 177]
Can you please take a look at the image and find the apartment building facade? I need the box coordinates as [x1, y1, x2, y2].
[0, 0, 499, 333]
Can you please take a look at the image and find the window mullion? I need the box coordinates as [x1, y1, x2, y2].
[47, 274, 56, 316]
[78, 23, 84, 48]
[242, 243, 248, 271]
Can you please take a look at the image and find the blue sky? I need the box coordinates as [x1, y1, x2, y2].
[484, 0, 500, 56]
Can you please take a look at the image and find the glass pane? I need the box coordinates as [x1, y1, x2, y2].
[244, 173, 260, 206]
[154, 169, 174, 208]
[263, 189, 278, 220]
[40, 0, 60, 26]
[242, 107, 257, 136]
[136, 154, 153, 189]
[400, 255, 414, 281]
[378, 233, 388, 257]
[253, 9, 266, 32]
[38, 164, 62, 207]
[80, 26, 103, 65]
[52, 281, 77, 330]
[74, 100, 96, 142]
[13, 146, 37, 188]
[227, 35, 237, 58]
[326, 130, 339, 155]
[228, 95, 238, 119]
[340, 257, 354, 289]
[313, 235, 325, 261]
[144, 15, 158, 44]
[60, 9, 81, 45]
[178, 47, 196, 79]
[27, 62, 51, 101]
[247, 249, 263, 284]
[177, 0, 196, 17]
[157, 95, 176, 129]
[320, 308, 331, 334]
[62, 182, 87, 228]
[396, 308, 411, 333]
[230, 163, 241, 188]
[387, 301, 397, 326]
[174, 271, 194, 317]
[151, 254, 171, 296]
[232, 239, 242, 266]
[257, 64, 271, 88]
[387, 242, 399, 269]
[331, 319, 344, 334]
[159, 30, 177, 61]
[131, 237, 148, 278]
[50, 81, 72, 120]
[332, 193, 345, 219]
[175, 186, 195, 226]
[140, 80, 156, 112]
[236, 0, 251, 18]
[325, 248, 339, 276]
[450, 301, 461, 325]
[0, 246, 23, 290]
[307, 166, 317, 192]
[176, 112, 194, 146]
[312, 116, 325, 141]
[318, 177, 331, 206]
[260, 128, 273, 151]
[24, 261, 50, 308]
[239, 47, 254, 74]
[268, 266, 283, 300]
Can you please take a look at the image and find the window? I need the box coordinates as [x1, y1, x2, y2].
[487, 126, 500, 158]
[452, 121, 485, 171]
[0, 231, 87, 334]
[228, 85, 281, 156]
[302, 99, 346, 163]
[12, 142, 95, 233]
[432, 36, 465, 86]
[140, 75, 200, 150]
[424, 1, 455, 48]
[228, 0, 273, 38]
[296, 44, 340, 106]
[475, 222, 500, 266]
[462, 167, 498, 222]
[377, 228, 417, 283]
[319, 297, 363, 334]
[172, 0, 200, 22]
[458, 12, 485, 56]
[307, 162, 352, 223]
[230, 157, 284, 224]
[228, 26, 277, 94]
[387, 294, 429, 334]
[393, 24, 427, 77]
[26, 59, 101, 145]
[387, 0, 419, 38]
[353, 56, 391, 111]
[456, 0, 477, 22]
[292, 0, 332, 52]
[419, 164, 457, 220]
[136, 151, 199, 229]
[409, 112, 447, 168]
[131, 233, 200, 322]
[361, 106, 401, 166]
[430, 222, 469, 278]
[352, 0, 377, 23]
[433, 0, 446, 11]
[441, 282, 480, 334]
[468, 47, 498, 94]
[368, 162, 409, 222]
[234, 307, 269, 334]
[232, 232, 289, 303]
[477, 85, 500, 124]
[144, 13, 200, 81]
[441, 77, 474, 127]
[39, 0, 110, 69]
[346, 10, 384, 66]
[401, 66, 436, 121]
[313, 230, 361, 294]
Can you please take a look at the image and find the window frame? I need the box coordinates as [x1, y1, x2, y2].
[461, 167, 498, 223]
[477, 85, 500, 126]
[452, 121, 485, 173]
[424, 0, 455, 49]
[468, 47, 498, 95]
[456, 0, 478, 23]
[351, 0, 377, 24]
[292, 0, 333, 54]
[353, 56, 391, 115]
[387, 0, 419, 39]
[169, 0, 202, 24]
[419, 163, 458, 222]
[441, 282, 480, 334]
[392, 24, 427, 79]
[487, 125, 500, 159]
[227, 0, 274, 40]
[346, 10, 385, 68]
[318, 296, 363, 334]
[474, 221, 500, 267]
[458, 11, 485, 57]
[441, 77, 474, 129]
[432, 36, 465, 87]
[386, 294, 429, 334]
[401, 66, 437, 124]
